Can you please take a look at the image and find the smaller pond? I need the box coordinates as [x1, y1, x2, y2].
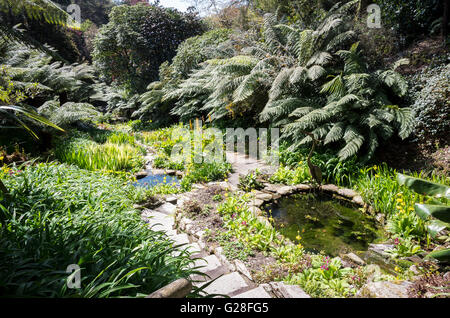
[133, 173, 181, 188]
[264, 192, 385, 257]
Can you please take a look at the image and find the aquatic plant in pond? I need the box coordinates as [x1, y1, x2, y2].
[264, 193, 385, 256]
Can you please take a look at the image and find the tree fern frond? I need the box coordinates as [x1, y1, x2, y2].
[338, 125, 364, 160]
[307, 51, 333, 67]
[324, 121, 345, 144]
[307, 65, 326, 81]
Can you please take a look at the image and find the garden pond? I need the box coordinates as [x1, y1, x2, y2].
[264, 192, 386, 257]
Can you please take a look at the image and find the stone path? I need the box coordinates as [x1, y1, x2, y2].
[225, 151, 277, 186]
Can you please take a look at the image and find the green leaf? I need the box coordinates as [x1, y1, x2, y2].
[425, 248, 450, 263]
[414, 204, 450, 223]
[397, 173, 450, 198]
[427, 220, 449, 238]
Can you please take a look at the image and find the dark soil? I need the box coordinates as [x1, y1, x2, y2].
[374, 138, 449, 178]
[388, 37, 449, 75]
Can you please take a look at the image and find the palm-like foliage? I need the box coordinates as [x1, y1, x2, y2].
[0, 0, 78, 59]
[0, 42, 108, 134]
[135, 0, 413, 161]
[165, 1, 358, 124]
[283, 43, 414, 161]
[1, 43, 97, 102]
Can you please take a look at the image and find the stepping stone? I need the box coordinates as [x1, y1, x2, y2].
[149, 223, 176, 236]
[201, 272, 249, 297]
[155, 203, 177, 215]
[146, 214, 175, 229]
[186, 242, 202, 257]
[166, 196, 177, 204]
[255, 193, 273, 201]
[190, 255, 229, 282]
[147, 211, 174, 222]
[170, 233, 190, 246]
[233, 286, 272, 298]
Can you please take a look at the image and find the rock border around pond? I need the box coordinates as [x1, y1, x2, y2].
[246, 183, 381, 221]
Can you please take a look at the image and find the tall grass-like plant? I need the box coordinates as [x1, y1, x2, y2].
[55, 138, 145, 172]
[0, 163, 202, 297]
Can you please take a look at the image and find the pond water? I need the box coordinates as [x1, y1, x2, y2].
[133, 173, 181, 188]
[264, 192, 385, 257]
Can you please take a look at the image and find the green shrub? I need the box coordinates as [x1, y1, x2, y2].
[409, 64, 450, 147]
[285, 255, 356, 298]
[93, 4, 206, 93]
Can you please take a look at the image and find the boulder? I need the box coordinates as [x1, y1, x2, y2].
[368, 243, 394, 258]
[256, 193, 274, 201]
[277, 186, 293, 195]
[257, 216, 272, 228]
[136, 171, 148, 179]
[343, 252, 366, 266]
[263, 184, 280, 193]
[294, 184, 311, 192]
[338, 188, 358, 198]
[365, 264, 382, 282]
[176, 171, 184, 177]
[321, 184, 339, 192]
[356, 281, 413, 298]
[249, 198, 264, 207]
[353, 196, 365, 206]
[166, 196, 177, 204]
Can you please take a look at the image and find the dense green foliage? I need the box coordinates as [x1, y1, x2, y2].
[53, 0, 115, 26]
[93, 4, 206, 93]
[375, 0, 444, 40]
[1, 0, 449, 299]
[409, 63, 450, 147]
[0, 163, 199, 297]
[136, 1, 414, 161]
[54, 130, 145, 172]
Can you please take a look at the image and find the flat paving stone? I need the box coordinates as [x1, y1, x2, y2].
[155, 203, 177, 215]
[201, 272, 249, 297]
[170, 233, 190, 246]
[186, 242, 202, 255]
[190, 255, 229, 282]
[233, 286, 272, 298]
